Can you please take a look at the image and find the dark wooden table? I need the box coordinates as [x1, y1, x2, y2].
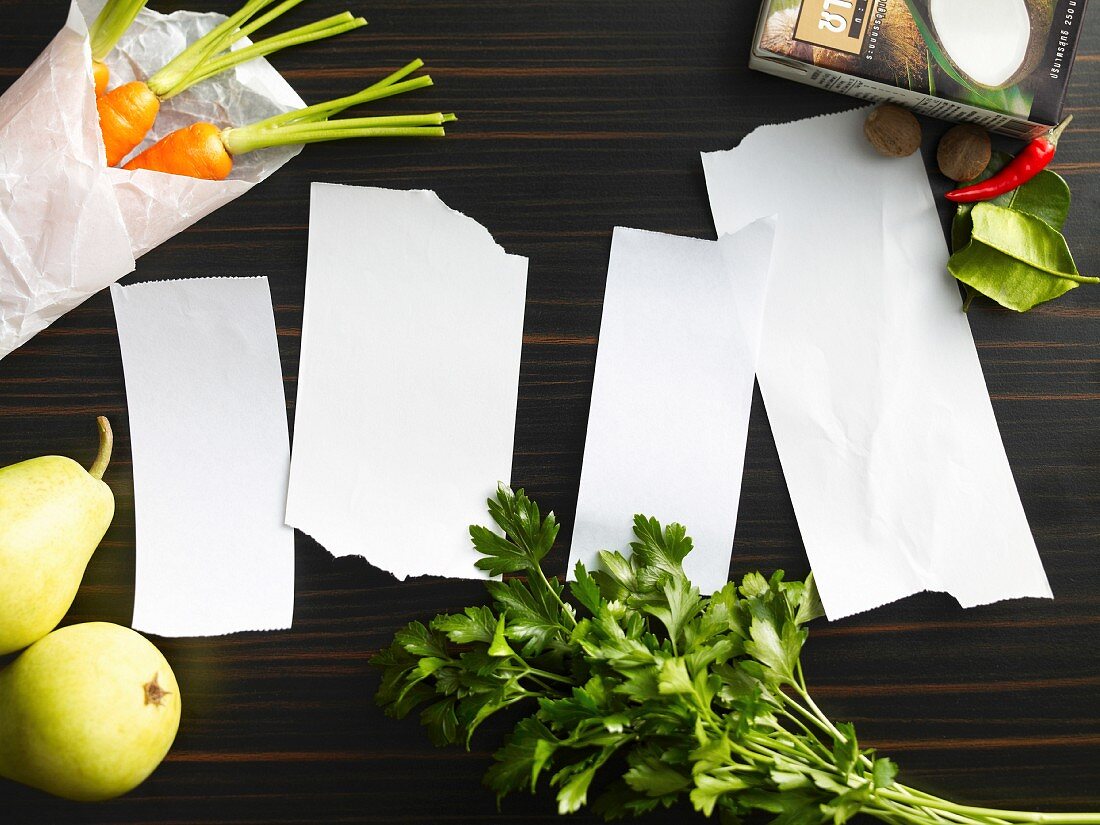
[1, 1, 1097, 822]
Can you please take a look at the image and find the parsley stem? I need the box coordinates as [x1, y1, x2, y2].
[771, 710, 835, 761]
[891, 785, 984, 825]
[779, 687, 840, 741]
[521, 666, 574, 686]
[536, 567, 577, 629]
[869, 799, 953, 825]
[896, 786, 1014, 825]
[745, 731, 832, 772]
[878, 790, 1100, 824]
[790, 681, 847, 742]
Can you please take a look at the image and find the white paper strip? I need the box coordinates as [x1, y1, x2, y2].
[285, 184, 528, 580]
[702, 108, 1051, 619]
[569, 222, 775, 592]
[112, 277, 294, 636]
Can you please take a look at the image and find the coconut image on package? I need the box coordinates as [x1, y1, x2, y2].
[752, 0, 1087, 137]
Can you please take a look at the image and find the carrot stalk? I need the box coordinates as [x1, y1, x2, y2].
[149, 4, 366, 100]
[252, 73, 434, 130]
[147, 0, 283, 97]
[123, 63, 454, 180]
[176, 13, 367, 95]
[234, 0, 310, 42]
[89, 0, 147, 61]
[87, 0, 148, 94]
[224, 112, 455, 153]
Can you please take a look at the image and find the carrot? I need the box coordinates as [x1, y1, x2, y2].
[124, 59, 453, 180]
[97, 0, 366, 166]
[93, 60, 111, 96]
[87, 0, 148, 95]
[98, 81, 161, 166]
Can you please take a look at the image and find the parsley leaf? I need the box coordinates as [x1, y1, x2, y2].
[373, 486, 1097, 825]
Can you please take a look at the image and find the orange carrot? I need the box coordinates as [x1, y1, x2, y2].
[99, 81, 161, 166]
[124, 60, 453, 180]
[126, 122, 235, 180]
[93, 60, 111, 96]
[98, 0, 365, 166]
[87, 0, 148, 96]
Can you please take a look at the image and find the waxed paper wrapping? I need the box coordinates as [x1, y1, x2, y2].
[0, 0, 305, 360]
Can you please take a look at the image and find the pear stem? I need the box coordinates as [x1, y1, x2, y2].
[89, 417, 114, 480]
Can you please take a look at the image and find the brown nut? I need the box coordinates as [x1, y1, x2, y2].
[864, 104, 921, 157]
[937, 124, 992, 182]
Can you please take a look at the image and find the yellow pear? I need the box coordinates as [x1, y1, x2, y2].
[0, 622, 181, 801]
[0, 418, 116, 655]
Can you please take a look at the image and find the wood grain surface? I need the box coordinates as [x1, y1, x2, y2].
[1, 1, 1097, 822]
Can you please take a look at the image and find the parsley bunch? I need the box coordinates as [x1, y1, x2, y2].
[374, 486, 1099, 824]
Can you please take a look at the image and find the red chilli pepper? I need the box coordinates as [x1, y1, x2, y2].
[945, 116, 1073, 203]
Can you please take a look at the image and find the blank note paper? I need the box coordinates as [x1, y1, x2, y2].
[285, 183, 528, 580]
[702, 108, 1051, 619]
[112, 277, 295, 636]
[569, 222, 775, 593]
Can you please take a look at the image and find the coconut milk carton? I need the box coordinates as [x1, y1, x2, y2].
[751, 0, 1087, 138]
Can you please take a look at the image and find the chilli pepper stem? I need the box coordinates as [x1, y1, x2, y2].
[946, 116, 1073, 204]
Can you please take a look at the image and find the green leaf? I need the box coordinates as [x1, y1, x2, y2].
[556, 763, 598, 814]
[690, 773, 750, 817]
[471, 485, 559, 577]
[390, 679, 437, 719]
[873, 757, 899, 789]
[642, 576, 702, 650]
[995, 170, 1071, 231]
[486, 577, 564, 655]
[952, 152, 1070, 252]
[484, 716, 559, 798]
[432, 606, 497, 645]
[739, 571, 770, 599]
[623, 754, 692, 797]
[949, 204, 1097, 312]
[538, 687, 604, 729]
[470, 524, 531, 576]
[630, 516, 693, 577]
[744, 613, 804, 684]
[832, 723, 859, 777]
[570, 561, 604, 615]
[794, 574, 825, 625]
[592, 780, 669, 819]
[593, 549, 636, 602]
[949, 242, 1080, 311]
[416, 656, 449, 677]
[482, 485, 560, 568]
[488, 613, 517, 657]
[420, 698, 459, 746]
[770, 768, 813, 791]
[657, 657, 694, 695]
[971, 203, 1083, 277]
[394, 621, 449, 658]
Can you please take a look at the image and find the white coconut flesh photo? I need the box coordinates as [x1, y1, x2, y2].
[927, 0, 1048, 88]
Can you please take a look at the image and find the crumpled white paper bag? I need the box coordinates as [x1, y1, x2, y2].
[0, 0, 305, 360]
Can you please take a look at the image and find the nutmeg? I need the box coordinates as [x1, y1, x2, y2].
[937, 124, 992, 182]
[863, 105, 921, 158]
